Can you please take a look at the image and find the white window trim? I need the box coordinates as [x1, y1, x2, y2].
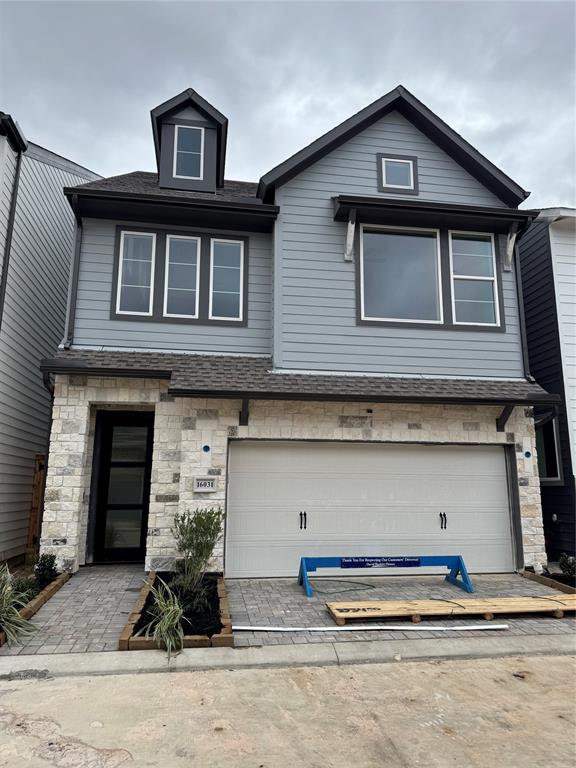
[116, 230, 156, 316]
[449, 230, 500, 327]
[208, 238, 244, 322]
[163, 235, 201, 319]
[381, 157, 414, 190]
[359, 224, 443, 324]
[173, 125, 204, 181]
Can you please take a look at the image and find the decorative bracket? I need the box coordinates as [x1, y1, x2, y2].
[239, 398, 250, 426]
[504, 222, 519, 272]
[496, 403, 515, 432]
[344, 208, 356, 261]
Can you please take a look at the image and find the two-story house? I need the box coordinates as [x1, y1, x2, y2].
[0, 112, 99, 564]
[519, 209, 575, 561]
[39, 86, 558, 578]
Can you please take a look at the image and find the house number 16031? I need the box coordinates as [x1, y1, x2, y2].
[193, 477, 217, 492]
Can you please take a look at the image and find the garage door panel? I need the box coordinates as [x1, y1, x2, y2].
[225, 441, 515, 577]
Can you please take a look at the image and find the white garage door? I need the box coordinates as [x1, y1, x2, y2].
[225, 441, 515, 577]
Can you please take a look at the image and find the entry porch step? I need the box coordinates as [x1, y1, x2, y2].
[326, 594, 576, 625]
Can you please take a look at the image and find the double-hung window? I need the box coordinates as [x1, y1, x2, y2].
[209, 239, 244, 321]
[163, 235, 200, 318]
[116, 231, 156, 315]
[173, 125, 204, 180]
[360, 227, 442, 323]
[450, 233, 499, 326]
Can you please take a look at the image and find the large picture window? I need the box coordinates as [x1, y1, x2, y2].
[360, 227, 442, 323]
[116, 231, 156, 316]
[163, 236, 200, 318]
[209, 239, 244, 321]
[449, 233, 499, 326]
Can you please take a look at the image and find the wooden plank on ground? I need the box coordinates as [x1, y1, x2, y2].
[327, 595, 576, 625]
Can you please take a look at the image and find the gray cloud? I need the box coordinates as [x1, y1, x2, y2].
[0, 0, 574, 207]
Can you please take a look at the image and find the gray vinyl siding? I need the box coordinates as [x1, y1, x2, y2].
[0, 145, 98, 560]
[273, 109, 525, 377]
[73, 219, 272, 354]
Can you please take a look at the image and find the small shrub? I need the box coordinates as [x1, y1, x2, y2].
[0, 564, 36, 646]
[34, 554, 59, 590]
[559, 553, 576, 578]
[139, 578, 185, 661]
[171, 507, 223, 602]
[11, 576, 41, 604]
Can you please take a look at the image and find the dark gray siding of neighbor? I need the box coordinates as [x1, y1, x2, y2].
[73, 219, 273, 355]
[274, 110, 525, 377]
[519, 221, 575, 559]
[0, 144, 98, 561]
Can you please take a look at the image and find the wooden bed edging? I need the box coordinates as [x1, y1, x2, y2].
[521, 569, 576, 595]
[118, 572, 234, 651]
[0, 572, 70, 647]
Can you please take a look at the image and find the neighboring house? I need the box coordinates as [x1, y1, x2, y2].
[0, 112, 99, 562]
[39, 86, 559, 578]
[519, 209, 576, 560]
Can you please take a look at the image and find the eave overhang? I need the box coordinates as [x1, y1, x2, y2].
[64, 188, 279, 233]
[333, 196, 539, 235]
[0, 112, 28, 153]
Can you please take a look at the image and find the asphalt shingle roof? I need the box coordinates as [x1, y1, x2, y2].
[67, 172, 260, 204]
[41, 350, 557, 405]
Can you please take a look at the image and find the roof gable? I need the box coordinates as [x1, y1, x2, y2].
[258, 85, 528, 207]
[150, 88, 228, 187]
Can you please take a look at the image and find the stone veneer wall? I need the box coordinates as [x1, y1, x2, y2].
[40, 374, 547, 572]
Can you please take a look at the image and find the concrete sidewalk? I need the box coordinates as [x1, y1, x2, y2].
[0, 632, 574, 680]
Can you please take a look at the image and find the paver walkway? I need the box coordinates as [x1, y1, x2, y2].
[227, 573, 576, 646]
[0, 564, 145, 656]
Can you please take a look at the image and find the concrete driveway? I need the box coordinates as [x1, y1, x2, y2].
[0, 655, 574, 767]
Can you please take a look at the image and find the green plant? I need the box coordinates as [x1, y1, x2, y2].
[138, 578, 185, 660]
[0, 564, 37, 646]
[559, 554, 576, 578]
[33, 553, 59, 590]
[11, 576, 40, 604]
[171, 506, 223, 601]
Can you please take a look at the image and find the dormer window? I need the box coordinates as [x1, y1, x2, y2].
[173, 125, 204, 180]
[377, 153, 419, 194]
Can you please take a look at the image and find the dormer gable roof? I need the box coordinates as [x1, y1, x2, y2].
[258, 85, 529, 207]
[150, 88, 228, 188]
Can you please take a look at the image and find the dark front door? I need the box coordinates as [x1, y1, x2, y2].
[93, 411, 154, 562]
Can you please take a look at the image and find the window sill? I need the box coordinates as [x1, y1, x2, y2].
[357, 317, 506, 333]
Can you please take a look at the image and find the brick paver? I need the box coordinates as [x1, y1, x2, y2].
[0, 564, 145, 656]
[226, 574, 576, 647]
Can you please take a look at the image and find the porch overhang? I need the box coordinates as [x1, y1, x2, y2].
[332, 196, 539, 235]
[40, 351, 560, 408]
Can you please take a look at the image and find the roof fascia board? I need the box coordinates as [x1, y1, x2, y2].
[0, 112, 28, 153]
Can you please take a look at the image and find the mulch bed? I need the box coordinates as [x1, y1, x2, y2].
[119, 571, 234, 650]
[0, 573, 70, 647]
[521, 570, 576, 594]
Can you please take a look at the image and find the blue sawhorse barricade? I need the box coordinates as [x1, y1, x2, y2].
[297, 555, 475, 598]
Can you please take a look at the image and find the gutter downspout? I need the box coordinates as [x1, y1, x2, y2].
[0, 149, 24, 333]
[61, 196, 82, 349]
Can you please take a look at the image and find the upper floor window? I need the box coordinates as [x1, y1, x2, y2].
[377, 153, 418, 194]
[163, 235, 200, 318]
[449, 233, 499, 326]
[209, 239, 244, 321]
[173, 125, 204, 180]
[116, 231, 156, 316]
[112, 228, 247, 325]
[360, 227, 442, 323]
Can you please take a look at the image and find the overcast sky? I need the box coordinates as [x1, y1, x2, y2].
[0, 0, 574, 208]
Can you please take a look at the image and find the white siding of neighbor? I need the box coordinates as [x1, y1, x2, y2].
[0, 146, 98, 560]
[0, 137, 17, 278]
[550, 216, 576, 467]
[73, 219, 273, 355]
[274, 109, 525, 377]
